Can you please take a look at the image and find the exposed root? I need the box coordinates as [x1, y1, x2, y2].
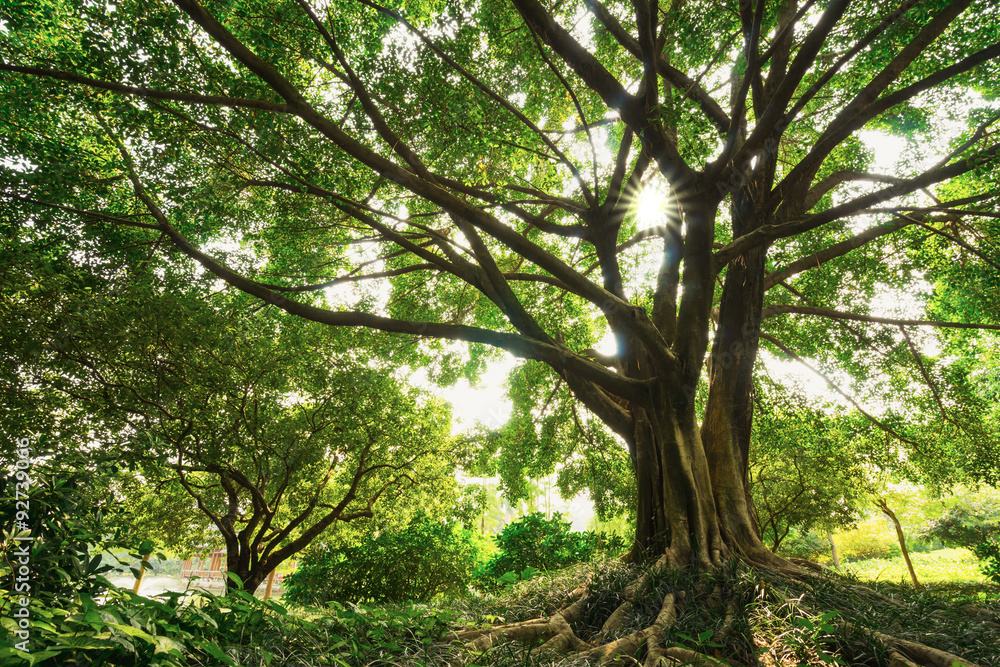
[450, 617, 549, 643]
[869, 629, 983, 667]
[599, 601, 633, 634]
[662, 646, 729, 666]
[713, 598, 738, 647]
[448, 556, 991, 667]
[599, 554, 670, 636]
[457, 587, 592, 652]
[888, 650, 923, 667]
[788, 557, 826, 572]
[581, 590, 678, 664]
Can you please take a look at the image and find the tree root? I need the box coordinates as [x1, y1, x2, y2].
[455, 563, 681, 665]
[448, 557, 987, 667]
[579, 591, 677, 664]
[454, 589, 591, 652]
[871, 630, 982, 667]
[788, 557, 826, 572]
[888, 650, 922, 667]
[838, 621, 983, 667]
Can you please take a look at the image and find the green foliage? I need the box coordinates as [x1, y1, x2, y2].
[0, 453, 148, 603]
[303, 602, 460, 662]
[750, 382, 870, 551]
[919, 494, 1000, 584]
[833, 522, 902, 562]
[284, 514, 488, 606]
[473, 512, 623, 592]
[0, 577, 294, 666]
[0, 254, 461, 591]
[971, 541, 1000, 585]
[844, 548, 990, 586]
[0, 460, 282, 666]
[920, 496, 1000, 550]
[775, 528, 831, 562]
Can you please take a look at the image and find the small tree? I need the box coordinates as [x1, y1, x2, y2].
[749, 382, 868, 553]
[2, 264, 458, 594]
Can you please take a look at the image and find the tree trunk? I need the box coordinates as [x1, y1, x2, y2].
[224, 543, 270, 594]
[132, 553, 151, 594]
[626, 374, 777, 569]
[619, 194, 779, 570]
[828, 532, 841, 569]
[878, 498, 921, 588]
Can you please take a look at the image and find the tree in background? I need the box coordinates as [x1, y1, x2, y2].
[284, 513, 489, 605]
[749, 381, 868, 555]
[1, 249, 457, 594]
[920, 489, 1000, 584]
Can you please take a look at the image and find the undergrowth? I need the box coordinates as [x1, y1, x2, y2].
[5, 557, 997, 666]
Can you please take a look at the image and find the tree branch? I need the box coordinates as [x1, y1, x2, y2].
[759, 333, 921, 447]
[0, 62, 294, 113]
[761, 304, 1000, 331]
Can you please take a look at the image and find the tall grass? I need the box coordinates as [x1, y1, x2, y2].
[843, 547, 988, 585]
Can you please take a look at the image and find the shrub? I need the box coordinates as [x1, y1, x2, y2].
[775, 528, 830, 562]
[971, 539, 1000, 584]
[832, 522, 901, 562]
[0, 576, 296, 666]
[0, 456, 165, 609]
[920, 499, 1000, 549]
[473, 512, 621, 591]
[284, 513, 488, 606]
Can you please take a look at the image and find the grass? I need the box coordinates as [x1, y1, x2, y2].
[14, 553, 998, 666]
[842, 547, 989, 586]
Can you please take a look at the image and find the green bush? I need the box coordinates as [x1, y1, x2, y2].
[775, 528, 830, 562]
[284, 513, 488, 606]
[0, 467, 143, 603]
[0, 461, 290, 666]
[919, 498, 1000, 584]
[832, 522, 901, 562]
[0, 576, 298, 666]
[474, 512, 620, 591]
[972, 539, 1000, 584]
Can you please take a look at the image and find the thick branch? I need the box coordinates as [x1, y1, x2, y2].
[761, 304, 1000, 331]
[582, 0, 730, 133]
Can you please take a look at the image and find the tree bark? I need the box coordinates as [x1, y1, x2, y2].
[878, 498, 921, 588]
[624, 363, 777, 568]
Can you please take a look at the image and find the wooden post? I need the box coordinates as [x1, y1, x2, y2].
[132, 553, 151, 594]
[263, 569, 276, 601]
